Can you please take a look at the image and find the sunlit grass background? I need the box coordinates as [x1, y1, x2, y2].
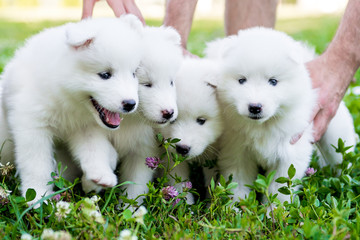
[0, 15, 343, 72]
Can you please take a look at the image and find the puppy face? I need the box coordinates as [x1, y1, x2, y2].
[65, 16, 143, 130]
[135, 26, 183, 126]
[136, 64, 178, 126]
[161, 59, 223, 159]
[218, 27, 312, 123]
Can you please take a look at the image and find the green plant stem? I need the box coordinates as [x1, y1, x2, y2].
[101, 181, 133, 213]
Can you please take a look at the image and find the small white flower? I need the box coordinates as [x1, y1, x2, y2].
[53, 231, 72, 240]
[133, 206, 148, 224]
[89, 210, 105, 224]
[90, 195, 100, 203]
[0, 186, 11, 198]
[55, 201, 71, 219]
[0, 162, 14, 175]
[352, 86, 360, 95]
[119, 229, 137, 240]
[41, 229, 55, 240]
[20, 233, 32, 240]
[89, 210, 101, 218]
[41, 229, 71, 240]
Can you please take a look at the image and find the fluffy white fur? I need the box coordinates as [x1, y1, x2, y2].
[159, 58, 224, 203]
[80, 26, 183, 203]
[210, 27, 357, 203]
[0, 16, 144, 204]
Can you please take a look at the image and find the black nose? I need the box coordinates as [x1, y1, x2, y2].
[176, 144, 190, 156]
[122, 99, 136, 112]
[248, 103, 262, 114]
[162, 109, 174, 120]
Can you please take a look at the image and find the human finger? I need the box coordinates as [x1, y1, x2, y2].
[123, 1, 146, 24]
[290, 101, 321, 144]
[290, 133, 303, 145]
[81, 0, 98, 19]
[182, 48, 199, 58]
[312, 109, 331, 142]
[106, 0, 126, 17]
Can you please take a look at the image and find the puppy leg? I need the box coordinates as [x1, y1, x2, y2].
[167, 160, 194, 204]
[69, 129, 118, 193]
[218, 148, 258, 202]
[316, 102, 357, 167]
[267, 146, 311, 203]
[12, 127, 55, 205]
[119, 148, 155, 205]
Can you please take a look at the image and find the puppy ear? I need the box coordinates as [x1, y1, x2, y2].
[288, 50, 303, 64]
[204, 39, 223, 59]
[119, 14, 144, 34]
[161, 26, 181, 45]
[288, 42, 316, 64]
[65, 20, 96, 49]
[219, 36, 238, 59]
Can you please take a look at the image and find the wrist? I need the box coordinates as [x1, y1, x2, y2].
[325, 42, 360, 82]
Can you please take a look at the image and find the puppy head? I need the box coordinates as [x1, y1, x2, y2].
[65, 16, 144, 130]
[217, 27, 314, 123]
[161, 58, 223, 159]
[135, 26, 183, 127]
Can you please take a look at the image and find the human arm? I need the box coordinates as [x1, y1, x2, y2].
[163, 0, 198, 56]
[307, 0, 360, 142]
[81, 0, 145, 24]
[224, 0, 278, 36]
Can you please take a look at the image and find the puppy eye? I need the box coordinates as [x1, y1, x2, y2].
[238, 78, 247, 84]
[98, 71, 112, 80]
[142, 83, 152, 88]
[268, 78, 278, 86]
[170, 80, 174, 86]
[196, 117, 206, 125]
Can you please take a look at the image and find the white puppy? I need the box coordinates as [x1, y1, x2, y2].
[159, 58, 224, 203]
[210, 27, 356, 203]
[0, 16, 144, 204]
[80, 26, 183, 202]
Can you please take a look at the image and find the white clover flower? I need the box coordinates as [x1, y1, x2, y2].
[90, 195, 100, 203]
[53, 231, 72, 240]
[41, 229, 71, 240]
[41, 229, 55, 240]
[0, 186, 11, 198]
[55, 201, 71, 219]
[133, 206, 148, 225]
[0, 162, 14, 175]
[119, 229, 138, 240]
[20, 233, 32, 240]
[89, 210, 105, 224]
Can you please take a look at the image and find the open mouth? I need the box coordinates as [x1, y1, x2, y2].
[91, 97, 122, 129]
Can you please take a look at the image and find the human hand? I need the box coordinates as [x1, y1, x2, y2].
[181, 47, 199, 58]
[82, 0, 145, 24]
[290, 51, 352, 144]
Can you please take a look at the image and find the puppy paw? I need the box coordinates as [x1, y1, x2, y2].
[81, 175, 103, 193]
[82, 171, 118, 193]
[24, 187, 53, 208]
[91, 172, 117, 188]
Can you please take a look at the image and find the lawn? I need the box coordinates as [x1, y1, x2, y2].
[1, 15, 360, 239]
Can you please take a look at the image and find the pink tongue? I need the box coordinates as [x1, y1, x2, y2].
[104, 109, 122, 126]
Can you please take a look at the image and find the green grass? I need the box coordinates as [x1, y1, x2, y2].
[1, 15, 360, 239]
